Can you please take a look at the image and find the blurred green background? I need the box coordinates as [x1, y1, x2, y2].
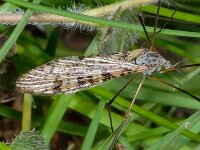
[0, 0, 200, 149]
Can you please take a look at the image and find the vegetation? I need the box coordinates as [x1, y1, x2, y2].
[0, 0, 200, 149]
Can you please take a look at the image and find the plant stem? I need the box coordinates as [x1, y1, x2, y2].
[0, 0, 42, 64]
[1, 0, 154, 25]
[22, 94, 32, 132]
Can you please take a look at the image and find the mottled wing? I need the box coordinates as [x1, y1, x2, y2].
[16, 52, 147, 95]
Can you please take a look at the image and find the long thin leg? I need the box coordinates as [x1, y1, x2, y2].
[151, 0, 178, 38]
[140, 0, 178, 41]
[160, 62, 200, 74]
[107, 75, 137, 133]
[151, 10, 177, 38]
[179, 64, 200, 69]
[138, 0, 161, 50]
[153, 0, 162, 35]
[108, 78, 145, 150]
[151, 77, 200, 102]
[138, 13, 153, 49]
[128, 78, 145, 111]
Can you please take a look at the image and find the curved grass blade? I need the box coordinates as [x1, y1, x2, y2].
[149, 111, 200, 150]
[81, 100, 106, 150]
[97, 111, 131, 150]
[40, 94, 72, 143]
[0, 0, 42, 63]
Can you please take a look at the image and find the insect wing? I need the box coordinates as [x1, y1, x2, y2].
[16, 53, 147, 95]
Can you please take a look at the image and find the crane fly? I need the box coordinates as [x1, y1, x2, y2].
[14, 3, 177, 149]
[16, 48, 174, 95]
[14, 1, 200, 150]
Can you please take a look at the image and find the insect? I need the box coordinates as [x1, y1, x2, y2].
[15, 1, 200, 150]
[16, 48, 173, 95]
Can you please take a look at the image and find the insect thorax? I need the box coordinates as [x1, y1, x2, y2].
[134, 49, 172, 76]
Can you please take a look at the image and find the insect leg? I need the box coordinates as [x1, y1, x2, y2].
[179, 64, 200, 69]
[107, 75, 137, 133]
[151, 77, 200, 102]
[108, 78, 145, 150]
[153, 0, 161, 35]
[138, 13, 153, 49]
[150, 0, 178, 38]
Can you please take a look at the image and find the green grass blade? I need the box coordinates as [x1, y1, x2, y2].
[45, 28, 59, 57]
[40, 94, 73, 144]
[88, 87, 200, 142]
[57, 121, 87, 137]
[0, 104, 21, 120]
[81, 100, 106, 150]
[149, 111, 200, 150]
[140, 5, 200, 24]
[0, 142, 10, 150]
[0, 0, 42, 63]
[126, 126, 169, 142]
[5, 0, 200, 37]
[97, 112, 131, 150]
